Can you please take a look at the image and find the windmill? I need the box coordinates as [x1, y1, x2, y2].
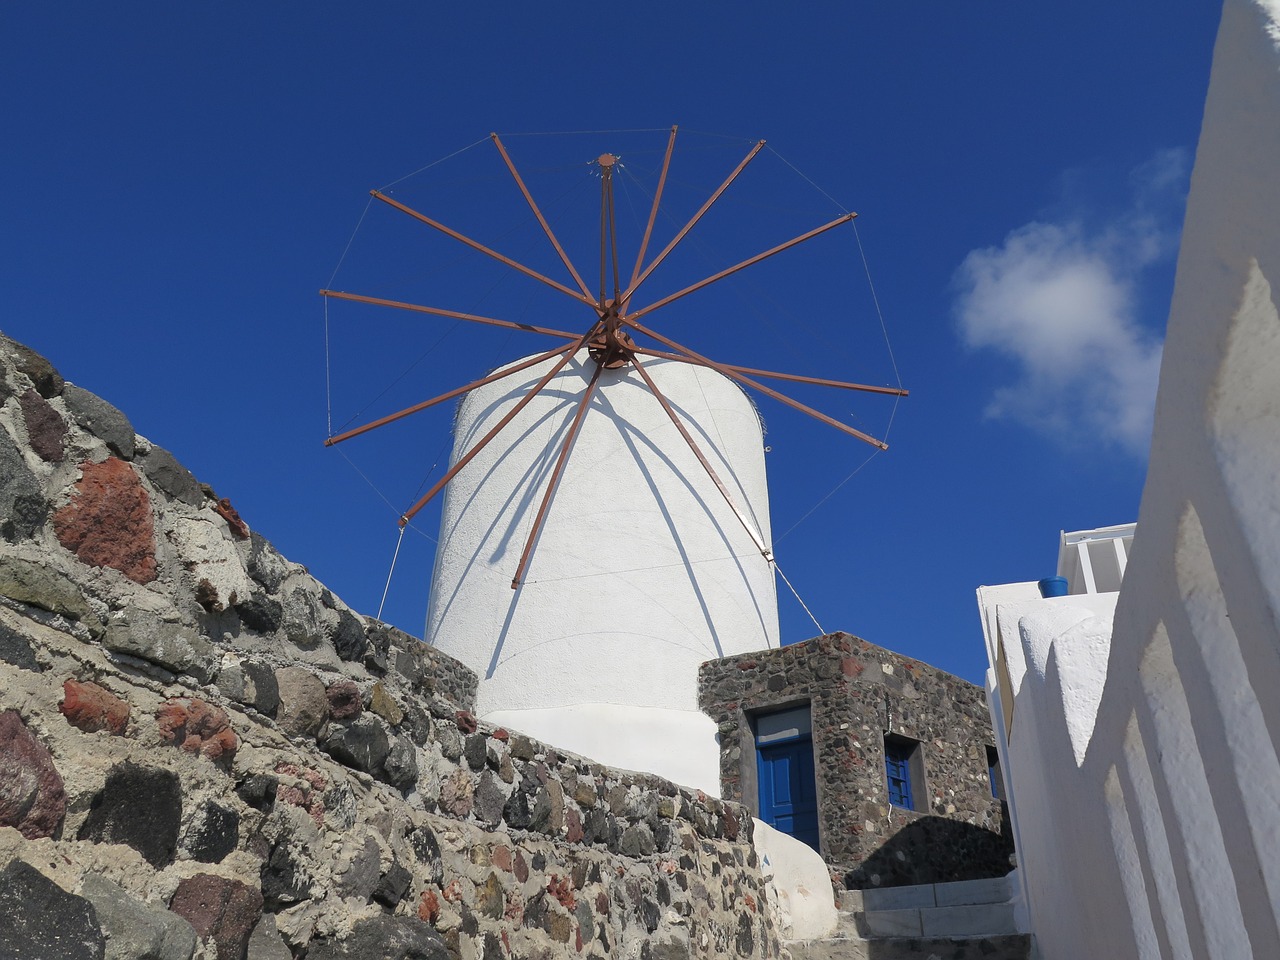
[320, 127, 906, 789]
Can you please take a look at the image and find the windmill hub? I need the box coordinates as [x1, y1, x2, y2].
[587, 302, 635, 370]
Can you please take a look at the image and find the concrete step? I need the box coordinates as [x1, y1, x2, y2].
[849, 901, 1019, 938]
[832, 874, 1021, 942]
[786, 933, 1032, 960]
[839, 874, 1014, 913]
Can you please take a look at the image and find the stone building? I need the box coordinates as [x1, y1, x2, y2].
[699, 631, 1012, 889]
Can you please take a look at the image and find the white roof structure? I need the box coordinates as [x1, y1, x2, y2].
[1056, 522, 1136, 595]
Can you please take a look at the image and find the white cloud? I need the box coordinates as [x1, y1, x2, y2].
[953, 152, 1187, 456]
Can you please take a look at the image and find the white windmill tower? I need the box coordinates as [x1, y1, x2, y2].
[322, 129, 905, 792]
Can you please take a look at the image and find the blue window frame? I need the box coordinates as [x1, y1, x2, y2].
[884, 736, 917, 810]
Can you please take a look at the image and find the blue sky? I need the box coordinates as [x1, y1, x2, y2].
[1, 4, 1222, 683]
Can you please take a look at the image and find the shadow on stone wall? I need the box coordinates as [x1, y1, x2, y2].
[845, 809, 1013, 889]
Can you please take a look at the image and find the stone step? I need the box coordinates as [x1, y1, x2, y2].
[848, 901, 1019, 938]
[832, 875, 1022, 943]
[786, 933, 1032, 960]
[838, 874, 1014, 913]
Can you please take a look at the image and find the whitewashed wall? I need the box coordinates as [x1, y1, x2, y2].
[426, 349, 779, 792]
[978, 3, 1280, 957]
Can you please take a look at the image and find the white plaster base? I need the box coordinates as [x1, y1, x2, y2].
[482, 703, 723, 796]
[752, 818, 838, 941]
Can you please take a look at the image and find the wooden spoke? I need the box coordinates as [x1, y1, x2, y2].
[320, 289, 581, 342]
[623, 318, 890, 450]
[625, 212, 856, 323]
[490, 133, 594, 301]
[510, 361, 605, 589]
[324, 341, 579, 447]
[630, 354, 772, 560]
[629, 346, 909, 396]
[371, 190, 600, 310]
[397, 323, 603, 526]
[626, 125, 678, 302]
[619, 140, 765, 305]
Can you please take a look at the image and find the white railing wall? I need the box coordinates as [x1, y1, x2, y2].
[978, 3, 1280, 957]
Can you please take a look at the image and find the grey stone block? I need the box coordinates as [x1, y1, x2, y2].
[860, 907, 922, 938]
[862, 883, 935, 911]
[103, 608, 212, 680]
[920, 902, 1018, 938]
[246, 914, 292, 960]
[80, 874, 197, 960]
[64, 383, 135, 459]
[78, 762, 182, 869]
[137, 445, 202, 507]
[933, 875, 1011, 906]
[836, 889, 864, 913]
[0, 432, 48, 542]
[0, 555, 96, 627]
[0, 859, 104, 960]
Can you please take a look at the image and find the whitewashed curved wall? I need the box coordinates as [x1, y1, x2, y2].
[977, 4, 1280, 958]
[426, 349, 778, 788]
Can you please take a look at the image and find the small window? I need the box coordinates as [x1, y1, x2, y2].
[986, 745, 1005, 801]
[884, 735, 920, 810]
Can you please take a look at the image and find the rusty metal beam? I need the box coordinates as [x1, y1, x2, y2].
[625, 212, 856, 323]
[324, 341, 579, 447]
[396, 323, 602, 526]
[510, 361, 605, 588]
[371, 190, 599, 310]
[630, 354, 772, 560]
[490, 132, 594, 302]
[629, 346, 909, 396]
[623, 318, 889, 450]
[320, 289, 581, 342]
[626, 125, 678, 305]
[619, 139, 765, 305]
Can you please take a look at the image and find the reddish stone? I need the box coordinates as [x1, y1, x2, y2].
[736, 661, 757, 671]
[325, 680, 362, 720]
[513, 851, 529, 883]
[547, 875, 575, 909]
[491, 844, 511, 871]
[722, 807, 740, 841]
[595, 892, 609, 915]
[576, 927, 583, 952]
[60, 679, 129, 735]
[213, 497, 249, 539]
[274, 764, 326, 826]
[455, 710, 477, 734]
[441, 879, 463, 903]
[0, 709, 66, 839]
[744, 893, 757, 913]
[274, 761, 327, 791]
[564, 806, 584, 844]
[19, 388, 65, 462]
[438, 768, 474, 818]
[169, 873, 263, 960]
[157, 698, 238, 760]
[418, 889, 440, 924]
[841, 658, 865, 678]
[491, 727, 509, 742]
[53, 458, 156, 584]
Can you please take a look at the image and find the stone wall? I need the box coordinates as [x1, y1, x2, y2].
[0, 332, 779, 960]
[698, 632, 1012, 890]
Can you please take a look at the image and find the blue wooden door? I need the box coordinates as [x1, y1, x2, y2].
[758, 737, 820, 851]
